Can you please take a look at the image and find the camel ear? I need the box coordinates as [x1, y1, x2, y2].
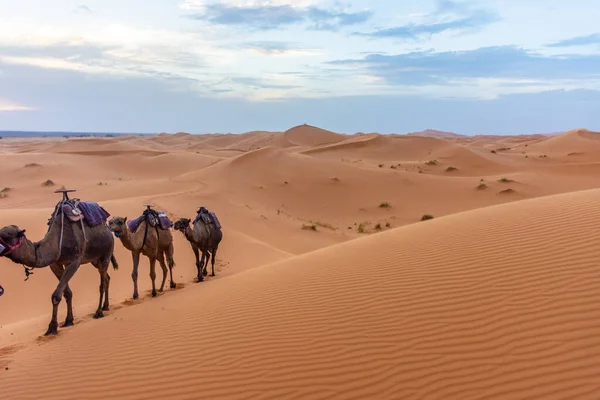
[17, 229, 26, 237]
[123, 216, 128, 222]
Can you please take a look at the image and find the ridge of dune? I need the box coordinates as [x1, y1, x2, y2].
[2, 188, 600, 399]
[302, 133, 448, 158]
[301, 133, 509, 174]
[525, 128, 600, 156]
[283, 124, 346, 147]
[407, 128, 465, 139]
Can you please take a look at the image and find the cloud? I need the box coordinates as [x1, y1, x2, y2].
[229, 76, 300, 90]
[547, 33, 600, 48]
[355, 0, 498, 39]
[187, 2, 372, 31]
[0, 105, 36, 111]
[0, 39, 210, 82]
[0, 98, 36, 112]
[238, 41, 320, 56]
[2, 60, 600, 134]
[75, 5, 93, 14]
[329, 46, 600, 86]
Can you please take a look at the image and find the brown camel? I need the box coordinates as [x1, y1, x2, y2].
[174, 208, 222, 282]
[108, 210, 176, 299]
[0, 192, 118, 336]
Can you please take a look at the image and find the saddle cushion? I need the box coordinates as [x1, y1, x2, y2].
[157, 212, 173, 230]
[62, 203, 83, 222]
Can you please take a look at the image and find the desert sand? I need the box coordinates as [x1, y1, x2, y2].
[1, 125, 600, 399]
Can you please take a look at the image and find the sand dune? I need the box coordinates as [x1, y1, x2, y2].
[2, 189, 600, 399]
[407, 128, 465, 139]
[523, 129, 600, 159]
[2, 126, 600, 399]
[284, 124, 346, 146]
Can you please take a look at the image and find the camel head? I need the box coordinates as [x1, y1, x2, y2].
[107, 216, 127, 238]
[0, 225, 27, 258]
[173, 218, 191, 233]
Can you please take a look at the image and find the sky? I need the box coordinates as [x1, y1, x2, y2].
[1, 0, 599, 135]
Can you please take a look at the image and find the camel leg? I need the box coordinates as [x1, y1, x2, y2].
[62, 284, 75, 327]
[131, 252, 140, 300]
[167, 242, 176, 289]
[49, 263, 74, 328]
[202, 250, 210, 277]
[193, 245, 203, 283]
[103, 272, 111, 311]
[149, 257, 158, 297]
[157, 250, 168, 292]
[46, 259, 81, 336]
[210, 248, 218, 277]
[93, 260, 108, 319]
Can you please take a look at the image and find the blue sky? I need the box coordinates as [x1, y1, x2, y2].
[1, 0, 599, 134]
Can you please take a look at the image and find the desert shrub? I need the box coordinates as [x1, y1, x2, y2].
[42, 179, 55, 187]
[476, 183, 488, 190]
[499, 188, 515, 195]
[379, 202, 391, 209]
[421, 214, 434, 221]
[425, 160, 438, 166]
[498, 178, 514, 183]
[311, 221, 336, 230]
[302, 224, 317, 231]
[445, 166, 458, 172]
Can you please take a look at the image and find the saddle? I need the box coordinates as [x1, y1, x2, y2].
[49, 197, 110, 227]
[193, 207, 222, 230]
[127, 206, 173, 233]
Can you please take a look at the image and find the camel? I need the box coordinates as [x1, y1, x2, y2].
[0, 191, 118, 335]
[108, 207, 176, 300]
[173, 208, 222, 282]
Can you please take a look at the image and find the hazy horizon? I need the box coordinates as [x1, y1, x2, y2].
[0, 125, 569, 137]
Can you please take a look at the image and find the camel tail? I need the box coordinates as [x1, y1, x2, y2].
[110, 254, 119, 270]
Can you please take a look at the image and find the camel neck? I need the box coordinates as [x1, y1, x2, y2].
[10, 217, 61, 268]
[117, 223, 143, 251]
[184, 226, 196, 243]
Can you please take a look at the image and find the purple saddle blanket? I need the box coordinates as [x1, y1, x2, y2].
[208, 212, 222, 230]
[78, 202, 111, 226]
[51, 200, 110, 227]
[127, 211, 172, 233]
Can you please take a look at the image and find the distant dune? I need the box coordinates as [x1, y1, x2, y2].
[283, 124, 346, 146]
[1, 125, 600, 399]
[407, 129, 465, 139]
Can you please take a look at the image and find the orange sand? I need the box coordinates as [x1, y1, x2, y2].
[1, 126, 600, 399]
